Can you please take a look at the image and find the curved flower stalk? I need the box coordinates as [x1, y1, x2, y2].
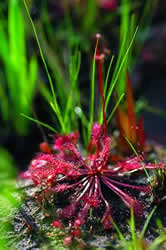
[21, 123, 164, 243]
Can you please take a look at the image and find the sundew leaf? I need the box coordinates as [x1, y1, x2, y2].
[124, 136, 152, 186]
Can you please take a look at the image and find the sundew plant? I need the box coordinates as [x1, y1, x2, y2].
[12, 0, 166, 248]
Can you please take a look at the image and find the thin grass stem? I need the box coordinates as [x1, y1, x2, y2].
[21, 113, 57, 133]
[107, 92, 125, 124]
[23, 0, 65, 132]
[105, 27, 138, 113]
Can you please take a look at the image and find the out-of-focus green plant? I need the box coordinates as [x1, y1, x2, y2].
[0, 148, 19, 250]
[0, 0, 38, 135]
[136, 98, 166, 119]
[108, 0, 158, 98]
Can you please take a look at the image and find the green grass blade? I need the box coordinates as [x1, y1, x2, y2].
[104, 55, 115, 96]
[21, 113, 57, 133]
[129, 206, 137, 249]
[23, 0, 65, 132]
[99, 55, 114, 123]
[107, 92, 125, 124]
[64, 50, 81, 131]
[111, 219, 125, 241]
[141, 205, 157, 238]
[49, 102, 66, 133]
[39, 82, 68, 132]
[116, 0, 130, 96]
[36, 24, 68, 108]
[105, 26, 138, 113]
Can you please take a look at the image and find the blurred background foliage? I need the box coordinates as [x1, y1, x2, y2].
[0, 148, 19, 250]
[0, 0, 37, 135]
[0, 0, 160, 167]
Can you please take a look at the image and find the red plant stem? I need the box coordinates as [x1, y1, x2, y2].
[94, 175, 98, 196]
[88, 179, 95, 197]
[103, 176, 151, 194]
[56, 172, 88, 183]
[95, 34, 107, 137]
[98, 57, 107, 136]
[63, 143, 91, 171]
[74, 179, 90, 197]
[64, 177, 90, 190]
[101, 176, 135, 208]
[75, 177, 94, 202]
[96, 177, 110, 212]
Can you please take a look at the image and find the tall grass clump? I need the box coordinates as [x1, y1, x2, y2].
[0, 0, 37, 135]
